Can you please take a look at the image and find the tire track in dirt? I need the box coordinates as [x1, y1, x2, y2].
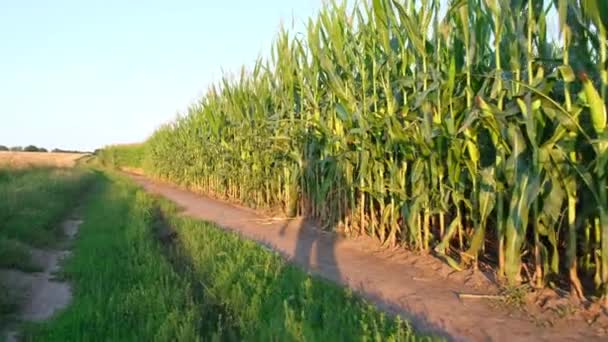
[0, 217, 83, 341]
[129, 173, 607, 342]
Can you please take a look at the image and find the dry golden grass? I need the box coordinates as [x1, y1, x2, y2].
[0, 152, 88, 168]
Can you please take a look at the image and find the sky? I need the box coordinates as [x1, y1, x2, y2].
[0, 0, 322, 151]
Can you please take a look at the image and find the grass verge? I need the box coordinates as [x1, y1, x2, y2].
[24, 172, 201, 341]
[158, 203, 430, 341]
[25, 171, 437, 341]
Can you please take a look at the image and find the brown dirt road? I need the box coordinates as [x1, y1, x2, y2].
[130, 173, 607, 342]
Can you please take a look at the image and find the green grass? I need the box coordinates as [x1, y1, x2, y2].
[0, 167, 95, 323]
[96, 144, 145, 169]
[0, 238, 41, 272]
[0, 283, 19, 322]
[161, 208, 426, 341]
[0, 167, 94, 248]
[24, 173, 200, 341]
[25, 171, 436, 341]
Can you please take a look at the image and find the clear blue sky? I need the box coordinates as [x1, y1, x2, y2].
[0, 0, 322, 151]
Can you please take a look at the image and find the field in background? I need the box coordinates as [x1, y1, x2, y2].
[0, 152, 88, 169]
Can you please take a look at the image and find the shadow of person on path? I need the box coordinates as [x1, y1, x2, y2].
[277, 127, 357, 286]
[151, 186, 420, 340]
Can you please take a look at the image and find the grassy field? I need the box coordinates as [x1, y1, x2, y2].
[20, 170, 431, 341]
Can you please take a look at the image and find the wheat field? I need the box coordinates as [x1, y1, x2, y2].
[0, 152, 88, 168]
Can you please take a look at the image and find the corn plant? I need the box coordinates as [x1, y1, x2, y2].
[104, 0, 608, 302]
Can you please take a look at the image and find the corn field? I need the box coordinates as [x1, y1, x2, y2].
[108, 0, 608, 300]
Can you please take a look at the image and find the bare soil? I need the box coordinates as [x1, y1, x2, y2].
[0, 152, 87, 169]
[129, 172, 608, 342]
[0, 219, 82, 341]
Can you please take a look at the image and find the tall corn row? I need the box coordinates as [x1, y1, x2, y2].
[138, 0, 608, 300]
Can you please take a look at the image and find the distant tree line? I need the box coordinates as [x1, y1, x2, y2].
[0, 145, 88, 153]
[0, 145, 47, 152]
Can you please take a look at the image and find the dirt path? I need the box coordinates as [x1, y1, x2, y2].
[130, 174, 607, 342]
[0, 218, 82, 341]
